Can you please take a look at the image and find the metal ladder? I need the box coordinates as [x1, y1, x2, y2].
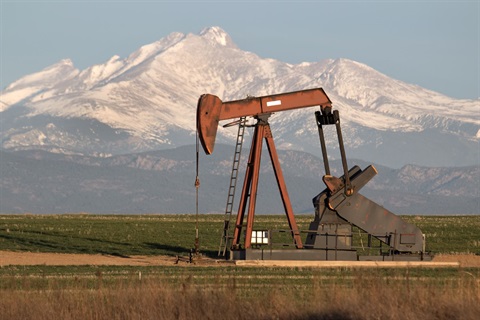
[218, 117, 246, 256]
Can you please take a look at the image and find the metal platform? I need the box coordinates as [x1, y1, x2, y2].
[230, 249, 432, 262]
[235, 260, 455, 268]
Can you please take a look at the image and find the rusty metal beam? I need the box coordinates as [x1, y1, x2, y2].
[264, 125, 303, 249]
[197, 88, 332, 154]
[232, 118, 303, 249]
[232, 125, 258, 248]
[244, 125, 264, 249]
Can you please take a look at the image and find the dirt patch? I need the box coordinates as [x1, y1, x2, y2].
[1, 251, 478, 267]
[0, 251, 223, 267]
[432, 253, 480, 268]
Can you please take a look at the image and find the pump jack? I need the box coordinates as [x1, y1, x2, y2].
[197, 88, 430, 261]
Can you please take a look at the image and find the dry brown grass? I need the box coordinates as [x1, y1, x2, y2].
[0, 274, 478, 320]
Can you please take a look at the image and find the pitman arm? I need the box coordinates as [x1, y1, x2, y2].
[196, 88, 332, 154]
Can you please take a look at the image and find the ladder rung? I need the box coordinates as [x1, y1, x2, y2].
[219, 116, 246, 256]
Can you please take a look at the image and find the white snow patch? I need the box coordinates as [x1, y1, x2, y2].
[6, 59, 77, 90]
[38, 132, 47, 145]
[298, 62, 312, 67]
[200, 26, 230, 46]
[0, 87, 41, 108]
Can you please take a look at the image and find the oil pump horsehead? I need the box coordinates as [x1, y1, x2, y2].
[196, 87, 430, 261]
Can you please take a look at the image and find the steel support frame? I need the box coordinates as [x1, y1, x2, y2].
[315, 110, 352, 194]
[232, 117, 303, 249]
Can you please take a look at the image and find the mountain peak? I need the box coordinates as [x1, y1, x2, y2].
[1, 58, 79, 108]
[5, 58, 77, 90]
[199, 26, 236, 48]
[58, 58, 75, 67]
[1, 27, 478, 167]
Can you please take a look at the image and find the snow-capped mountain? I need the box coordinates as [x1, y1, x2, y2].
[1, 26, 479, 167]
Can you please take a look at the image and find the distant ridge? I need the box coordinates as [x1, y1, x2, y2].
[0, 147, 478, 215]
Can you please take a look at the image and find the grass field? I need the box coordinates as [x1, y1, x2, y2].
[1, 214, 479, 256]
[0, 214, 479, 319]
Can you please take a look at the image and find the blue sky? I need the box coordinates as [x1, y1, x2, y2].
[1, 0, 478, 99]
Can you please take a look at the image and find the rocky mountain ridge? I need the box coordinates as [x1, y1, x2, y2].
[1, 26, 478, 168]
[1, 146, 478, 214]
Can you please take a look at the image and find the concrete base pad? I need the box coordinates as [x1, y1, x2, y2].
[235, 260, 459, 268]
[230, 249, 433, 262]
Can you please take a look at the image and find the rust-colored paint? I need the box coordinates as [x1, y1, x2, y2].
[197, 88, 330, 250]
[196, 88, 332, 155]
[231, 122, 303, 249]
[232, 126, 258, 247]
[264, 125, 303, 248]
[244, 125, 265, 249]
[196, 94, 222, 154]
